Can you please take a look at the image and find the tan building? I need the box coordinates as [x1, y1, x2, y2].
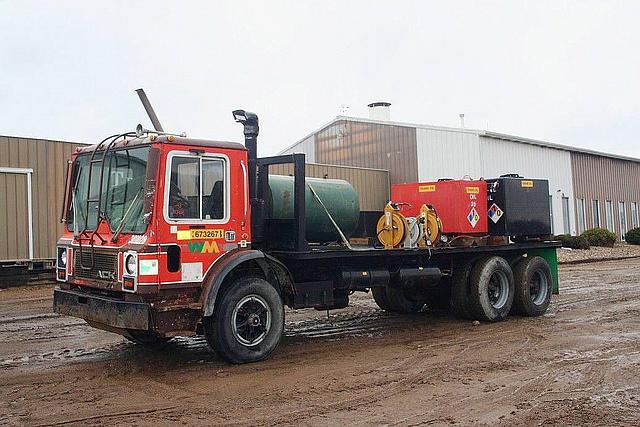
[0, 135, 87, 265]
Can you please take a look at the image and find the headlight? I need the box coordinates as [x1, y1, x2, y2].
[58, 247, 67, 267]
[125, 254, 137, 275]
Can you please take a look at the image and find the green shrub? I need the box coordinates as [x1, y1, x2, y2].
[580, 228, 617, 247]
[626, 227, 640, 245]
[554, 234, 590, 250]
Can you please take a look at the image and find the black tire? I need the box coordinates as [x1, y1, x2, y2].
[372, 286, 392, 311]
[125, 330, 171, 346]
[512, 256, 552, 316]
[372, 285, 423, 313]
[450, 260, 474, 319]
[423, 282, 451, 311]
[204, 277, 284, 364]
[386, 286, 424, 313]
[468, 256, 514, 322]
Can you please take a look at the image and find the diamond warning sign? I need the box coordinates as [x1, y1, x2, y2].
[467, 207, 480, 228]
[488, 203, 504, 224]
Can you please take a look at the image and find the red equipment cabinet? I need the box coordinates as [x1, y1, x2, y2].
[391, 180, 488, 235]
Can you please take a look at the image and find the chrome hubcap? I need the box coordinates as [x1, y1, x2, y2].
[488, 271, 509, 309]
[530, 271, 549, 306]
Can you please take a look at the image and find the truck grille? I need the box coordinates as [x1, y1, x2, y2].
[73, 250, 118, 281]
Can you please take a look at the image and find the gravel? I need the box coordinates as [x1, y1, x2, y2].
[557, 242, 640, 263]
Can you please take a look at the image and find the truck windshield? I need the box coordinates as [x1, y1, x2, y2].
[68, 146, 150, 234]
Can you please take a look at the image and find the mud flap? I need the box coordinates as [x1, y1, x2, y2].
[53, 288, 150, 330]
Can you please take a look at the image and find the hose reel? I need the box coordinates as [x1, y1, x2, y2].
[376, 203, 442, 249]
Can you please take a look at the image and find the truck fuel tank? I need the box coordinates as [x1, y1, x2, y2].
[391, 180, 488, 236]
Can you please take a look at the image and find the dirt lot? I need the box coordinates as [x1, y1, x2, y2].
[1, 258, 639, 426]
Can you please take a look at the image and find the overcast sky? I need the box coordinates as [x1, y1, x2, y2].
[1, 1, 639, 158]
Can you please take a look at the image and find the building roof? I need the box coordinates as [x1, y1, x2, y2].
[281, 116, 640, 164]
[0, 134, 91, 146]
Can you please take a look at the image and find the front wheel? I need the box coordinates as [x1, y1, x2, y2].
[204, 277, 284, 364]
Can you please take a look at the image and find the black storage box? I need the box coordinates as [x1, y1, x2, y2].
[486, 176, 551, 237]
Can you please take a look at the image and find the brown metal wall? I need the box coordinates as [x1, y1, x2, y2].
[0, 136, 86, 261]
[571, 151, 640, 236]
[269, 162, 389, 211]
[314, 120, 418, 184]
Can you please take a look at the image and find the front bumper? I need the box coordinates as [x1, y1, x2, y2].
[53, 288, 150, 331]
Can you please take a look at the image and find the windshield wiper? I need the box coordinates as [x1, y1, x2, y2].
[71, 187, 87, 237]
[111, 187, 145, 242]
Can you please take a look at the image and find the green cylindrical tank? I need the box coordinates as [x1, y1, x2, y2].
[268, 175, 360, 242]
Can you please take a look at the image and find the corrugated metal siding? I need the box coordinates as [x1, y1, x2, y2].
[268, 162, 389, 211]
[571, 152, 640, 237]
[0, 136, 86, 261]
[280, 134, 316, 162]
[313, 120, 418, 184]
[479, 136, 575, 235]
[0, 173, 29, 260]
[416, 128, 483, 181]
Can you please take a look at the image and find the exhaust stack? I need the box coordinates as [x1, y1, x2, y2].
[368, 102, 391, 121]
[232, 110, 259, 199]
[135, 88, 164, 132]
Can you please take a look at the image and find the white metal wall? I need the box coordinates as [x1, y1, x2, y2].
[415, 129, 575, 235]
[478, 136, 575, 235]
[281, 134, 315, 162]
[415, 128, 483, 181]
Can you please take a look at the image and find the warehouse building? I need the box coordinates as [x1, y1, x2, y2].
[281, 103, 640, 239]
[0, 136, 86, 266]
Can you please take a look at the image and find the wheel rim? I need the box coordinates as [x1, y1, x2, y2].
[231, 294, 271, 347]
[529, 270, 549, 306]
[487, 271, 509, 309]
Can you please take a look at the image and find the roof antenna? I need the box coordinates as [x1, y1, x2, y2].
[135, 88, 164, 132]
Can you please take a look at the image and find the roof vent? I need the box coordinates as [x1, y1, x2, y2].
[368, 102, 391, 121]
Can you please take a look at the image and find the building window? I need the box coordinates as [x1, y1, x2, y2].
[605, 200, 615, 233]
[576, 198, 586, 234]
[562, 196, 571, 235]
[619, 201, 627, 240]
[591, 199, 600, 228]
[549, 195, 554, 235]
[631, 202, 639, 229]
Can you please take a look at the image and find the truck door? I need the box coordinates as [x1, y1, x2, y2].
[160, 151, 231, 286]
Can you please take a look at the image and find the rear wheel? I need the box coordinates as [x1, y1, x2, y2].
[371, 286, 392, 311]
[386, 286, 424, 313]
[468, 256, 514, 322]
[204, 277, 284, 364]
[450, 260, 474, 319]
[512, 256, 552, 316]
[372, 285, 423, 313]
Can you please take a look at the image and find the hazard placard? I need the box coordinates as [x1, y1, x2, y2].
[488, 203, 504, 223]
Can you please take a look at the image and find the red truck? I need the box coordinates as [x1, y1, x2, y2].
[54, 107, 559, 364]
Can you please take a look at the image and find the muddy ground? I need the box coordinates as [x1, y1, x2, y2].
[1, 259, 639, 426]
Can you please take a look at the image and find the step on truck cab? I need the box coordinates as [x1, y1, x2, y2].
[54, 110, 560, 364]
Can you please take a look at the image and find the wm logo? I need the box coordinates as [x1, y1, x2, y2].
[187, 240, 220, 254]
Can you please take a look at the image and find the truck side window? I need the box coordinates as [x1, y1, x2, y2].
[202, 159, 225, 220]
[169, 157, 200, 219]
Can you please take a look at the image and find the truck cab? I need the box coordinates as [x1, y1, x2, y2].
[54, 114, 293, 362]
